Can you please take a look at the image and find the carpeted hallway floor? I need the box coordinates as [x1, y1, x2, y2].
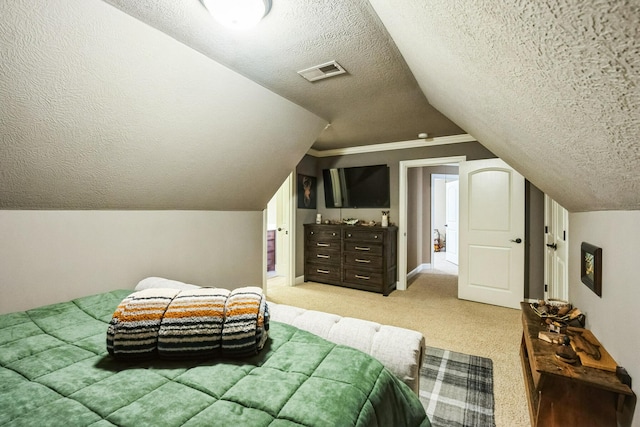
[267, 271, 530, 427]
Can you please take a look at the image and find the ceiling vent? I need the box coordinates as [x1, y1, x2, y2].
[298, 60, 347, 82]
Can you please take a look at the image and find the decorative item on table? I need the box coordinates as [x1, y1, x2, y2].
[381, 211, 389, 227]
[531, 299, 585, 328]
[538, 331, 567, 344]
[343, 218, 359, 225]
[316, 213, 322, 224]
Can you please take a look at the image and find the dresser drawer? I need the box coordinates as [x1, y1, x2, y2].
[307, 247, 341, 265]
[306, 227, 341, 242]
[306, 263, 341, 284]
[308, 239, 342, 251]
[343, 229, 385, 242]
[342, 268, 383, 289]
[343, 252, 383, 269]
[343, 241, 383, 256]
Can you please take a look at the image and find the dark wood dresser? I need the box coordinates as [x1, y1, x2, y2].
[304, 223, 397, 295]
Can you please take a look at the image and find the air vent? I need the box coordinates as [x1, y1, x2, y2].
[298, 60, 347, 82]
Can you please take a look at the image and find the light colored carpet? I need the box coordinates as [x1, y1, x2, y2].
[267, 272, 530, 427]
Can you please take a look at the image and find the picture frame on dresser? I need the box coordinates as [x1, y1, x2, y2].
[581, 242, 602, 297]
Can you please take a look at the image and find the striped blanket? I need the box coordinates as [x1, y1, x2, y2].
[106, 287, 268, 359]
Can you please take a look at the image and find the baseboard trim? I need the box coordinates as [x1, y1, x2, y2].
[407, 264, 431, 281]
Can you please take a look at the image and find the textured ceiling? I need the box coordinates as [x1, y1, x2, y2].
[369, 0, 640, 211]
[1, 0, 639, 212]
[0, 0, 326, 210]
[101, 0, 464, 150]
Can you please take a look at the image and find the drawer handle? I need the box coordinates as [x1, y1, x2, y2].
[317, 269, 330, 274]
[316, 254, 330, 259]
[355, 274, 370, 280]
[316, 243, 330, 247]
[355, 259, 370, 263]
[355, 246, 370, 251]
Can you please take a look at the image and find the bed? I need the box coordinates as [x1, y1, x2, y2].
[0, 287, 429, 427]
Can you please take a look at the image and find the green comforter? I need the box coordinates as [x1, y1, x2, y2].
[0, 290, 429, 427]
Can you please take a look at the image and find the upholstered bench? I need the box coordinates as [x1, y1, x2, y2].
[268, 302, 425, 394]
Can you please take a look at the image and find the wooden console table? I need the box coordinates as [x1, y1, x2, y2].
[520, 302, 634, 426]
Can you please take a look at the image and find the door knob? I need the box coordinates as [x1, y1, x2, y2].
[510, 238, 522, 244]
[546, 243, 557, 250]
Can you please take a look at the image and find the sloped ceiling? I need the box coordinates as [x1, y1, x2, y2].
[1, 0, 639, 212]
[100, 0, 464, 149]
[0, 0, 327, 210]
[369, 0, 640, 212]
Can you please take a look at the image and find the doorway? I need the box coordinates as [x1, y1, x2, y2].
[399, 156, 466, 290]
[265, 173, 295, 291]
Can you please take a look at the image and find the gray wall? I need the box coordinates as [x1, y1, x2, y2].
[526, 182, 545, 300]
[314, 142, 495, 227]
[0, 210, 264, 314]
[295, 155, 319, 276]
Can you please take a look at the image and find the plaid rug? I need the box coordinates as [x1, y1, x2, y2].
[419, 347, 495, 427]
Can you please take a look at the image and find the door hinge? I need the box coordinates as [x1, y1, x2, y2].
[563, 230, 566, 241]
[544, 226, 548, 234]
[544, 284, 548, 292]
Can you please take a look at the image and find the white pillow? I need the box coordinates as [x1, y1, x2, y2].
[134, 277, 201, 291]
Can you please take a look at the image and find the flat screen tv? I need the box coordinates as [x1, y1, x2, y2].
[322, 164, 390, 208]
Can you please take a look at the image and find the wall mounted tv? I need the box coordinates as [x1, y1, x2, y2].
[322, 164, 390, 208]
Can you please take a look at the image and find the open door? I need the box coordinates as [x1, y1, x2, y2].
[274, 176, 290, 278]
[544, 195, 569, 301]
[265, 173, 295, 290]
[458, 158, 525, 309]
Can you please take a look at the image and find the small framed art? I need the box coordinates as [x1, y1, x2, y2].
[297, 174, 317, 209]
[581, 242, 602, 297]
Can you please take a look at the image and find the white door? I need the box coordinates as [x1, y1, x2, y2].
[544, 195, 569, 301]
[274, 175, 291, 278]
[445, 178, 459, 265]
[458, 159, 525, 309]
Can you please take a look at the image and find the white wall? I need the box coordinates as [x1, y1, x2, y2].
[0, 210, 264, 314]
[569, 211, 640, 426]
[432, 176, 446, 242]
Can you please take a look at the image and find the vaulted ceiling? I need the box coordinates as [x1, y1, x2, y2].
[1, 0, 638, 211]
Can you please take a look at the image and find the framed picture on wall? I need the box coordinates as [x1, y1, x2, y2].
[581, 242, 602, 297]
[297, 174, 316, 209]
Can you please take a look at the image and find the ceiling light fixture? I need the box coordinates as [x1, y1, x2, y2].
[202, 0, 272, 30]
[418, 132, 429, 139]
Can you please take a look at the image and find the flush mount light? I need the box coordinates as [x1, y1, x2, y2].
[202, 0, 272, 30]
